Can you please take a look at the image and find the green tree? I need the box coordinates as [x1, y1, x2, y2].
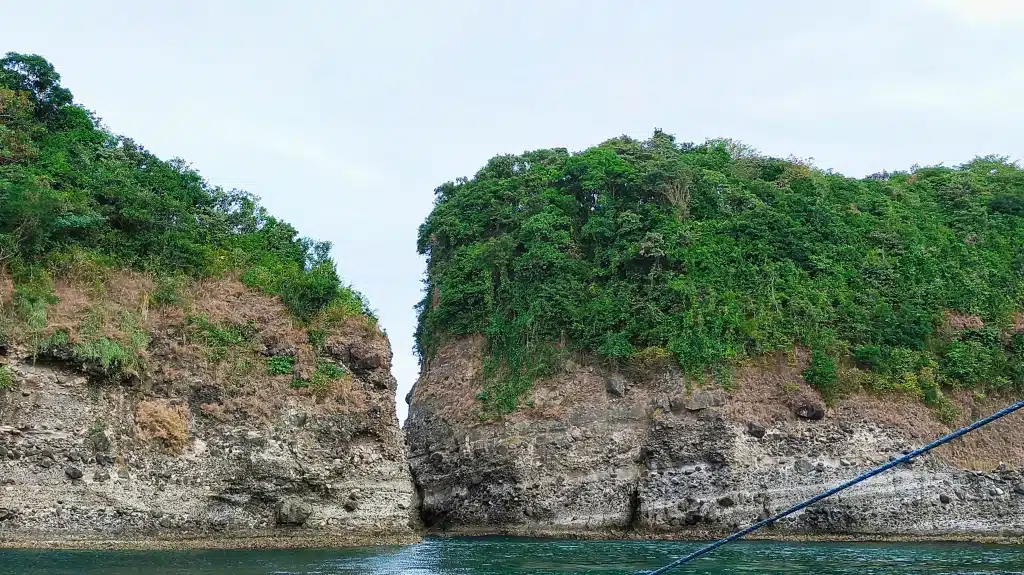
[0, 52, 73, 124]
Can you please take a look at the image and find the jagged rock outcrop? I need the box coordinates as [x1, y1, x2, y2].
[406, 338, 1024, 540]
[0, 276, 418, 548]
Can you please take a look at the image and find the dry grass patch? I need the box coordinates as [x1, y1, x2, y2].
[8, 269, 382, 422]
[943, 311, 985, 332]
[330, 376, 368, 412]
[929, 393, 1024, 470]
[724, 350, 814, 424]
[135, 399, 189, 454]
[192, 277, 306, 353]
[47, 280, 98, 334]
[322, 311, 382, 344]
[37, 276, 151, 379]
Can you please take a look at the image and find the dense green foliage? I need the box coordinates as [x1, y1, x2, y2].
[0, 53, 372, 324]
[417, 131, 1024, 416]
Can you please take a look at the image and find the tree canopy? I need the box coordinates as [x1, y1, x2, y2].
[417, 130, 1024, 417]
[0, 52, 371, 322]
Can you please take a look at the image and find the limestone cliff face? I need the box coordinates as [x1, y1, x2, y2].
[406, 338, 1024, 540]
[0, 275, 417, 547]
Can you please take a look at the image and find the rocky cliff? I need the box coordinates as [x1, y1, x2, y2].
[406, 338, 1024, 541]
[0, 273, 418, 548]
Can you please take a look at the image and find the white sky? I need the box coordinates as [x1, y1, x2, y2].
[3, 0, 1022, 422]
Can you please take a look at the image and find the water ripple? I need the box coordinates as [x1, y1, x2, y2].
[2, 538, 1022, 575]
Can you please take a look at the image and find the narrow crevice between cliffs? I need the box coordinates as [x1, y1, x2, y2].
[626, 432, 653, 533]
[408, 463, 429, 530]
[626, 477, 642, 532]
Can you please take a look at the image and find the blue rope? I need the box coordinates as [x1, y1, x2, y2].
[641, 398, 1024, 575]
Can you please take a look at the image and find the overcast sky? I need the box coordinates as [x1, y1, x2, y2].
[3, 0, 1022, 421]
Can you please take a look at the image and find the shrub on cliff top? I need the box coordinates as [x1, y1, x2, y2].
[417, 130, 1024, 416]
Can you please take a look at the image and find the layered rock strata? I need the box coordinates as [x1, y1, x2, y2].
[406, 339, 1024, 541]
[0, 277, 417, 548]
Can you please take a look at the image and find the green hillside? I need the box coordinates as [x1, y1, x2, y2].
[416, 131, 1024, 418]
[0, 52, 376, 390]
[0, 52, 371, 324]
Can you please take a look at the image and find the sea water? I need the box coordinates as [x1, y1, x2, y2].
[2, 537, 1022, 574]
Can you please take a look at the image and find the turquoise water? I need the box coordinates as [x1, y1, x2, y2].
[2, 537, 1022, 574]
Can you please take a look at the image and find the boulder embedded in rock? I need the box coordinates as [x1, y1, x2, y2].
[746, 422, 766, 439]
[794, 459, 816, 474]
[275, 498, 313, 526]
[794, 403, 825, 421]
[65, 466, 83, 480]
[349, 344, 385, 371]
[940, 494, 952, 504]
[262, 341, 297, 357]
[326, 341, 386, 375]
[88, 431, 111, 453]
[606, 374, 626, 397]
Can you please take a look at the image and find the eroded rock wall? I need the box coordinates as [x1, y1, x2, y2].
[406, 339, 1024, 540]
[0, 277, 417, 548]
